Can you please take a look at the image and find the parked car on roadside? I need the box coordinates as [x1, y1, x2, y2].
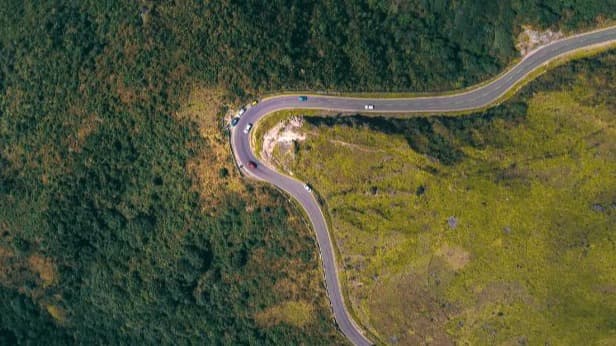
[231, 117, 240, 127]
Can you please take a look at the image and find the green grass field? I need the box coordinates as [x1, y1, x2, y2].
[263, 53, 616, 345]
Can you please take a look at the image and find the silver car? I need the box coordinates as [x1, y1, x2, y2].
[243, 123, 253, 134]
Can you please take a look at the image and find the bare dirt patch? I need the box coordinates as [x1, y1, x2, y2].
[109, 73, 140, 106]
[367, 271, 457, 345]
[68, 114, 102, 153]
[595, 284, 616, 295]
[261, 116, 306, 170]
[45, 304, 67, 323]
[474, 281, 535, 310]
[516, 25, 564, 56]
[435, 243, 470, 271]
[0, 246, 59, 306]
[28, 254, 56, 287]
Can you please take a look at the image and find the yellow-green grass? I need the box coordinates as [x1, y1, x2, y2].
[265, 56, 616, 344]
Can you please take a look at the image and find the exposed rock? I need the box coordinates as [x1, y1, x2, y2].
[447, 216, 458, 229]
[516, 25, 564, 57]
[591, 204, 606, 213]
[416, 185, 426, 196]
[436, 243, 470, 270]
[261, 116, 306, 168]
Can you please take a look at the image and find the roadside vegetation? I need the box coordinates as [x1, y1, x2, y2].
[267, 53, 616, 344]
[0, 0, 614, 343]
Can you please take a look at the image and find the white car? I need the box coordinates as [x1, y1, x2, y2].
[243, 123, 253, 134]
[238, 107, 246, 117]
[364, 104, 374, 110]
[304, 184, 312, 192]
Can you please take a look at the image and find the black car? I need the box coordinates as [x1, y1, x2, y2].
[247, 161, 257, 169]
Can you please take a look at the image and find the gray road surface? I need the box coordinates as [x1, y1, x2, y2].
[230, 26, 616, 346]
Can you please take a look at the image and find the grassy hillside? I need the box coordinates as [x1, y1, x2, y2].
[0, 0, 614, 343]
[268, 53, 616, 344]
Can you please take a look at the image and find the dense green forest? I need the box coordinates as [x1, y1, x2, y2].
[0, 0, 614, 343]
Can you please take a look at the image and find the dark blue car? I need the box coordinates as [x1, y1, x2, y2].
[298, 96, 308, 102]
[231, 117, 240, 126]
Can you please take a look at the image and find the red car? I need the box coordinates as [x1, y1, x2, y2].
[247, 161, 257, 169]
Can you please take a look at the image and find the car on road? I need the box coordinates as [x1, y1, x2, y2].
[364, 104, 374, 110]
[247, 161, 257, 169]
[304, 184, 312, 192]
[238, 107, 246, 116]
[243, 123, 253, 134]
[251, 100, 258, 106]
[298, 96, 308, 102]
[230, 117, 240, 127]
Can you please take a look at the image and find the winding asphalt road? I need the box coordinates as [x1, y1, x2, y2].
[230, 26, 616, 346]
